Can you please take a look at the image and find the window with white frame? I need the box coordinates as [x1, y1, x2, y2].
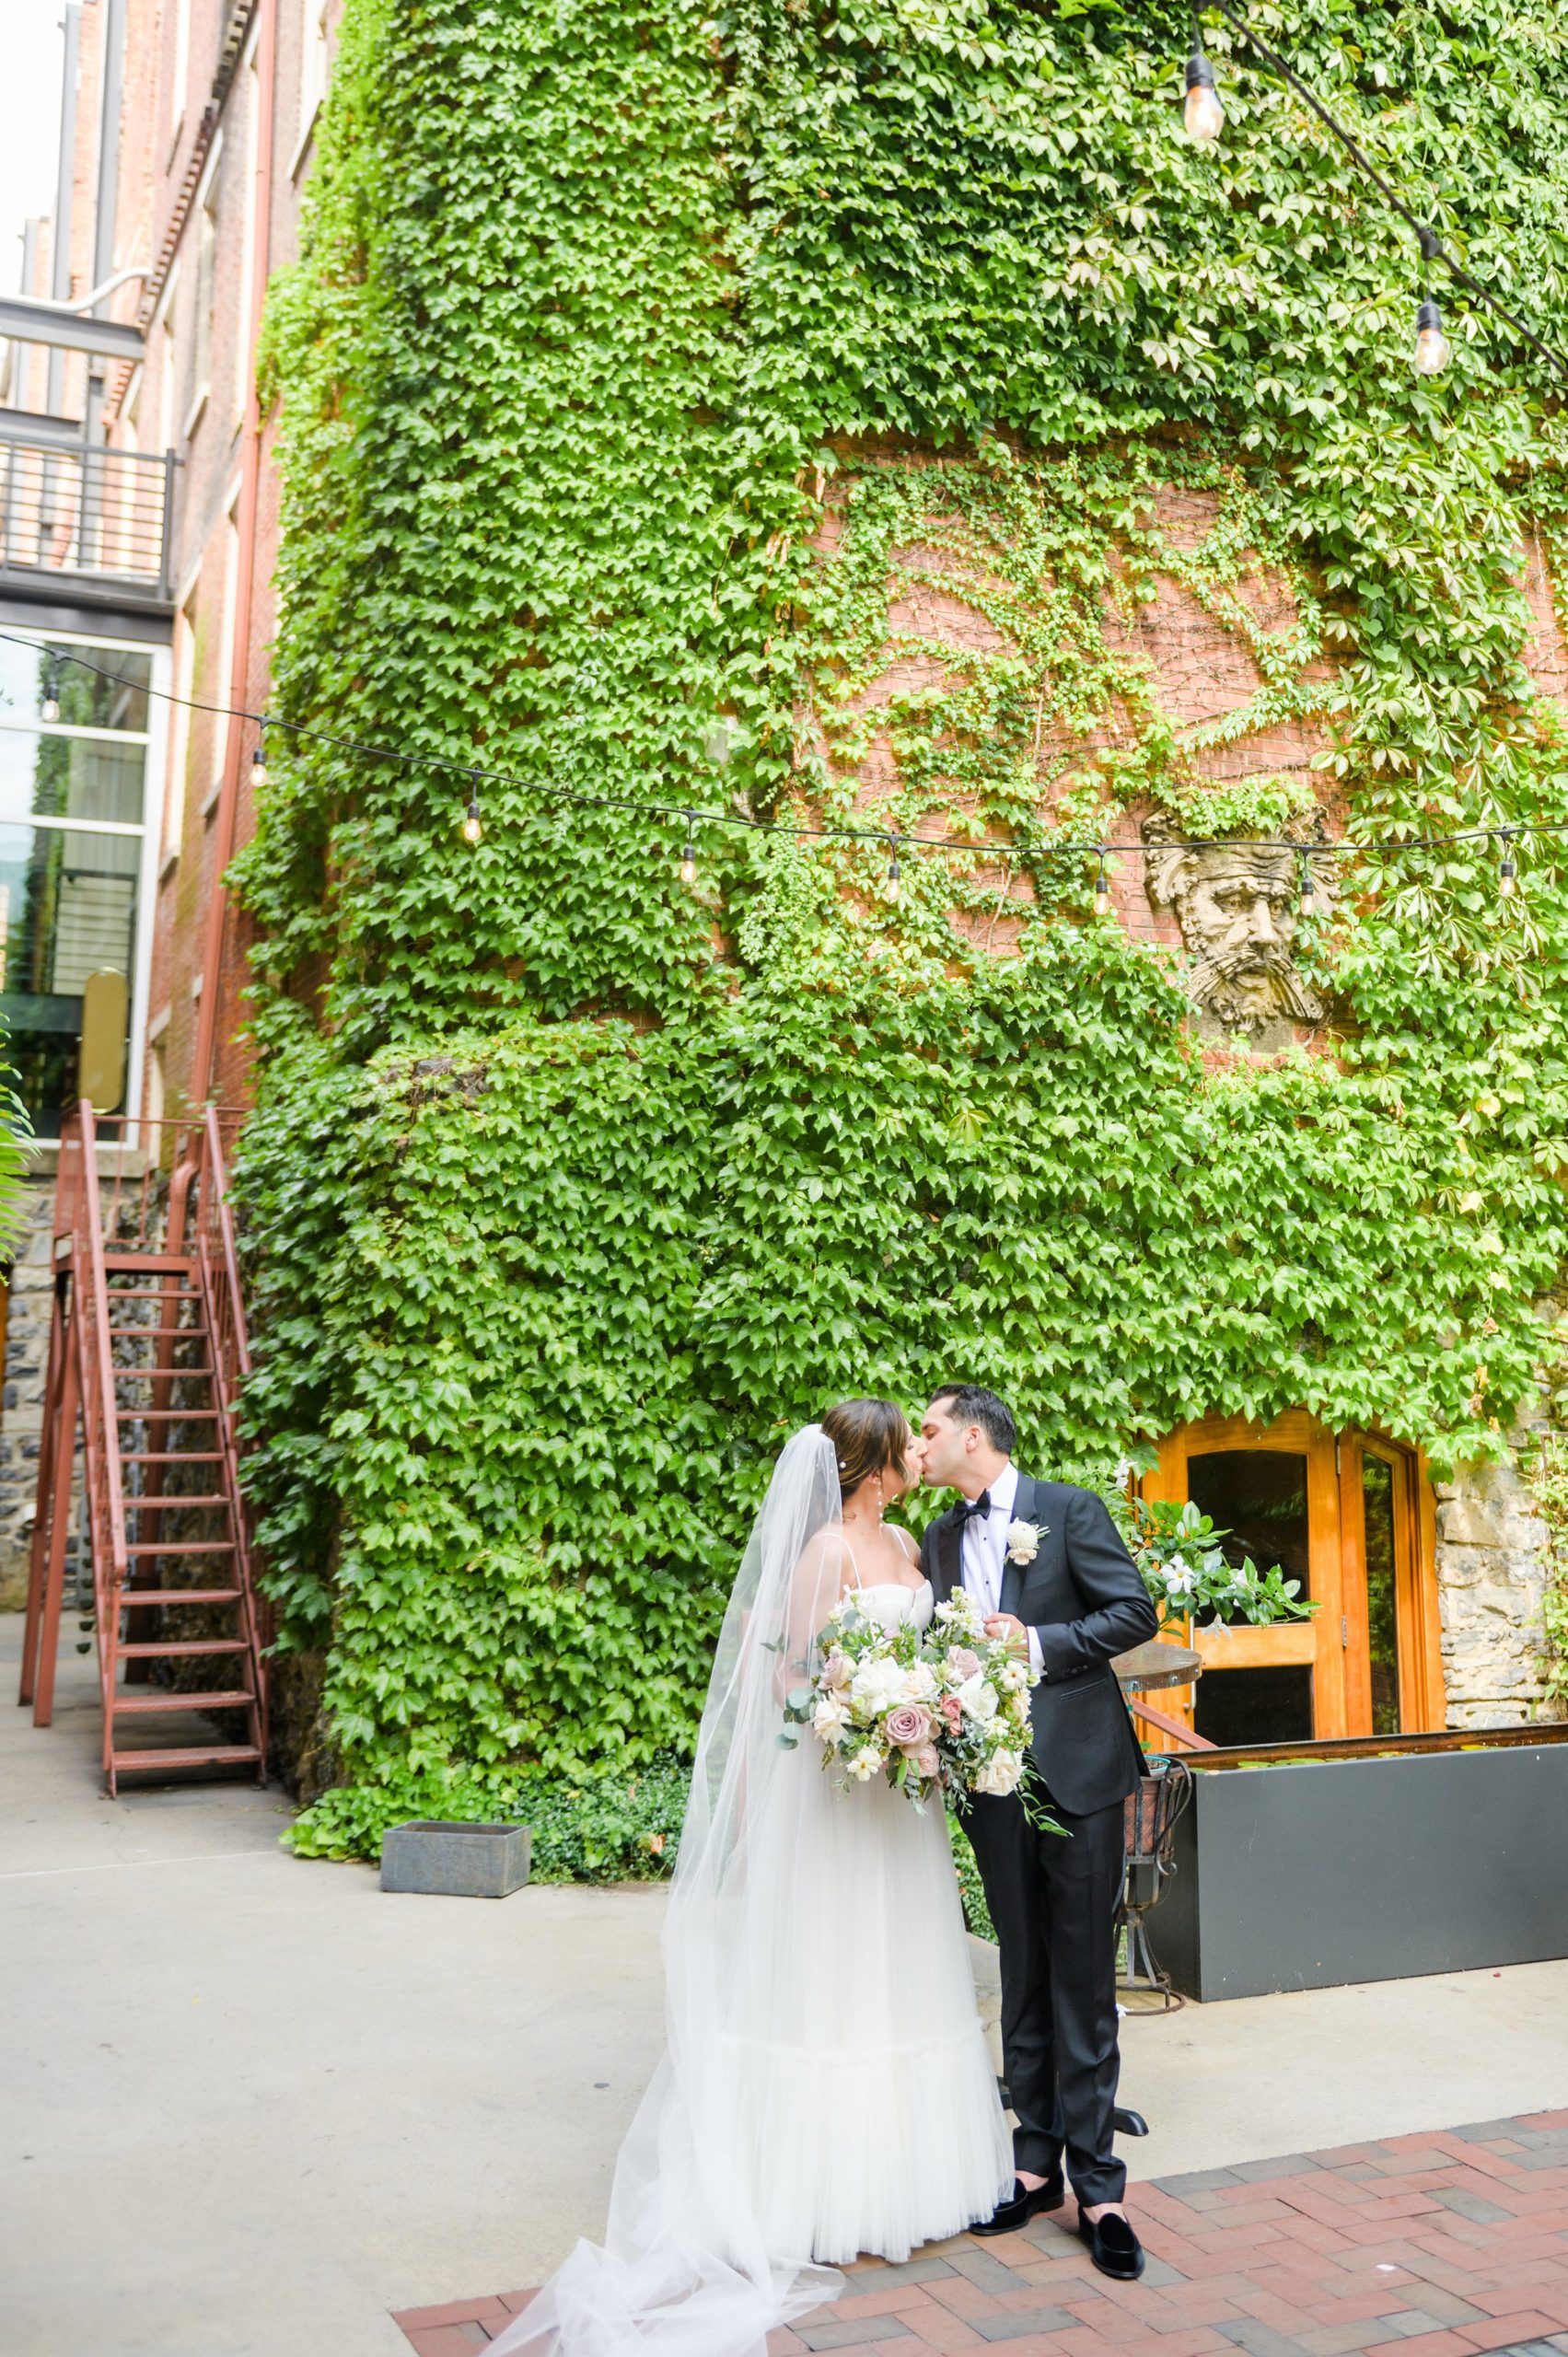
[168, 0, 192, 157]
[294, 0, 331, 174]
[188, 145, 221, 435]
[164, 589, 197, 865]
[0, 631, 160, 1134]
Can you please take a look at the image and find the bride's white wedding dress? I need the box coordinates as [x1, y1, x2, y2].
[489, 1430, 1010, 2357]
[727, 1570, 1012, 2267]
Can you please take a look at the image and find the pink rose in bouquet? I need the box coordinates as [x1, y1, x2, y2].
[886, 1703, 933, 1751]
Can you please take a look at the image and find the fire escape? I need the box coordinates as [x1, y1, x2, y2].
[17, 1106, 269, 1793]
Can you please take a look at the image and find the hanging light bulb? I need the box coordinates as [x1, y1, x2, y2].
[1498, 831, 1517, 900]
[1183, 20, 1224, 144]
[1093, 848, 1111, 918]
[1411, 227, 1450, 377]
[461, 796, 483, 844]
[250, 725, 269, 791]
[41, 661, 60, 725]
[885, 831, 901, 904]
[1298, 849, 1316, 914]
[679, 813, 698, 887]
[1412, 296, 1451, 377]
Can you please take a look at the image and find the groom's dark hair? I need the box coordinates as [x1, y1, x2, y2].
[930, 1384, 1016, 1455]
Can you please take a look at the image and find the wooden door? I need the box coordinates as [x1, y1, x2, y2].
[1144, 1414, 1445, 1746]
[1144, 1411, 1347, 1743]
[1339, 1434, 1446, 1735]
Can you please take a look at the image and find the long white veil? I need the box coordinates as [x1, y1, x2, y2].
[489, 1424, 849, 2357]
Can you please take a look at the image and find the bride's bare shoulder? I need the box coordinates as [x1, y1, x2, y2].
[795, 1526, 849, 1571]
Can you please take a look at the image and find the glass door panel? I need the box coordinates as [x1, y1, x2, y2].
[1187, 1449, 1314, 1745]
[1361, 1452, 1400, 1735]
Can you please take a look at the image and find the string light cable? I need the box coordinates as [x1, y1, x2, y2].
[1182, 0, 1568, 389]
[2, 625, 1561, 899]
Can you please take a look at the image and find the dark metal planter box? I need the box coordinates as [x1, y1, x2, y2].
[380, 1819, 531, 1898]
[1148, 1731, 1568, 2001]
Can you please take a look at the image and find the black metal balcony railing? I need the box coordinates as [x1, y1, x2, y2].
[0, 428, 174, 607]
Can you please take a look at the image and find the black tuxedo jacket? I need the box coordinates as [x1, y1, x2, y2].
[920, 1472, 1159, 1818]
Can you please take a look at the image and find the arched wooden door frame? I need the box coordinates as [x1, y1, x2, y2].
[1143, 1411, 1445, 1742]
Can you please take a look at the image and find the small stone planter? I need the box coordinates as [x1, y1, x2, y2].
[380, 1819, 531, 1898]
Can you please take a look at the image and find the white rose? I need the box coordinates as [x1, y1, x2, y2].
[846, 1747, 884, 1782]
[901, 1662, 938, 1704]
[813, 1694, 851, 1737]
[850, 1656, 908, 1716]
[955, 1673, 998, 1725]
[974, 1748, 1024, 1797]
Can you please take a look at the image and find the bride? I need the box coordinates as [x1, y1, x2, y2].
[490, 1399, 1012, 2357]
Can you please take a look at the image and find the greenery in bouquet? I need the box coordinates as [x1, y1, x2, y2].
[781, 1585, 1035, 1813]
[1116, 1495, 1317, 1634]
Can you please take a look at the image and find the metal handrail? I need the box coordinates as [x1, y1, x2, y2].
[0, 427, 174, 599]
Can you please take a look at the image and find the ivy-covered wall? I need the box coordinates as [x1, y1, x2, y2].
[239, 0, 1568, 1850]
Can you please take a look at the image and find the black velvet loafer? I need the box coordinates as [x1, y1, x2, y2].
[970, 2170, 1066, 2236]
[1077, 2207, 1145, 2280]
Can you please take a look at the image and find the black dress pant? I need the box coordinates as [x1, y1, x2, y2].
[963, 1785, 1128, 2206]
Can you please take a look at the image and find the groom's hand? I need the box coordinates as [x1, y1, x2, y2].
[984, 1613, 1029, 1659]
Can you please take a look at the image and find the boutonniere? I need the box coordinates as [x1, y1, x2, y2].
[1005, 1518, 1043, 1565]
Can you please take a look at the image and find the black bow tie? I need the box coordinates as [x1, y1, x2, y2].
[955, 1490, 993, 1523]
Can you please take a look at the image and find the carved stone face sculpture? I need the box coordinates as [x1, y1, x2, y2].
[1143, 819, 1333, 1033]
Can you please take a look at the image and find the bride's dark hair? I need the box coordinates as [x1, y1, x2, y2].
[820, 1398, 910, 1504]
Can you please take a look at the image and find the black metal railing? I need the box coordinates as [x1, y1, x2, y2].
[0, 427, 174, 603]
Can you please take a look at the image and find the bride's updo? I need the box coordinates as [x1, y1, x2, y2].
[820, 1398, 910, 1504]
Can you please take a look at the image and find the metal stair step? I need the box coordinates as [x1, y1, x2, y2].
[110, 1744, 262, 1771]
[115, 1408, 219, 1420]
[112, 1688, 255, 1714]
[119, 1638, 250, 1659]
[121, 1442, 223, 1461]
[118, 1588, 240, 1605]
[102, 1253, 197, 1272]
[107, 1325, 203, 1338]
[123, 1539, 235, 1555]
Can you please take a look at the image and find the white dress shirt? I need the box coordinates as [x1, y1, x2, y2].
[958, 1462, 1045, 1676]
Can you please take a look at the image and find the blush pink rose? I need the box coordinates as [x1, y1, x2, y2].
[886, 1704, 933, 1749]
[946, 1647, 981, 1682]
[912, 1744, 940, 1778]
[940, 1694, 964, 1732]
[822, 1651, 852, 1689]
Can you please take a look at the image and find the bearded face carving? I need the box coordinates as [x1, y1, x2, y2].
[1142, 816, 1334, 1034]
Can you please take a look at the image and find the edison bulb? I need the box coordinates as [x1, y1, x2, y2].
[462, 805, 483, 844]
[41, 692, 60, 724]
[1412, 299, 1450, 377]
[679, 853, 697, 886]
[1183, 53, 1224, 143]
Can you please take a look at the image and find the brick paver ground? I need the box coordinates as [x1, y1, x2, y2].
[392, 2111, 1568, 2357]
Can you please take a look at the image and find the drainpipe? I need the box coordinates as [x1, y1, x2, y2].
[46, 6, 84, 421]
[83, 0, 127, 559]
[192, 0, 277, 1107]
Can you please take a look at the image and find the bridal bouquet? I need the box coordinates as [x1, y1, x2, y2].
[782, 1585, 1037, 1812]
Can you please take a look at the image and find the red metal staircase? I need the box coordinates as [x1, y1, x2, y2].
[17, 1104, 269, 1793]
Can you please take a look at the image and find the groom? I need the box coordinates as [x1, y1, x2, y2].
[919, 1384, 1158, 2282]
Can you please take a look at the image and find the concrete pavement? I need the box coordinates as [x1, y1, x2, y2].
[5, 1615, 1566, 2357]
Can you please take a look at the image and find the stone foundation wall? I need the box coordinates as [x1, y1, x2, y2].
[0, 1174, 73, 1615]
[1435, 1424, 1564, 1730]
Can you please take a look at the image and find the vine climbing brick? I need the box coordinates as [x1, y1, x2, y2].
[235, 0, 1568, 1850]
